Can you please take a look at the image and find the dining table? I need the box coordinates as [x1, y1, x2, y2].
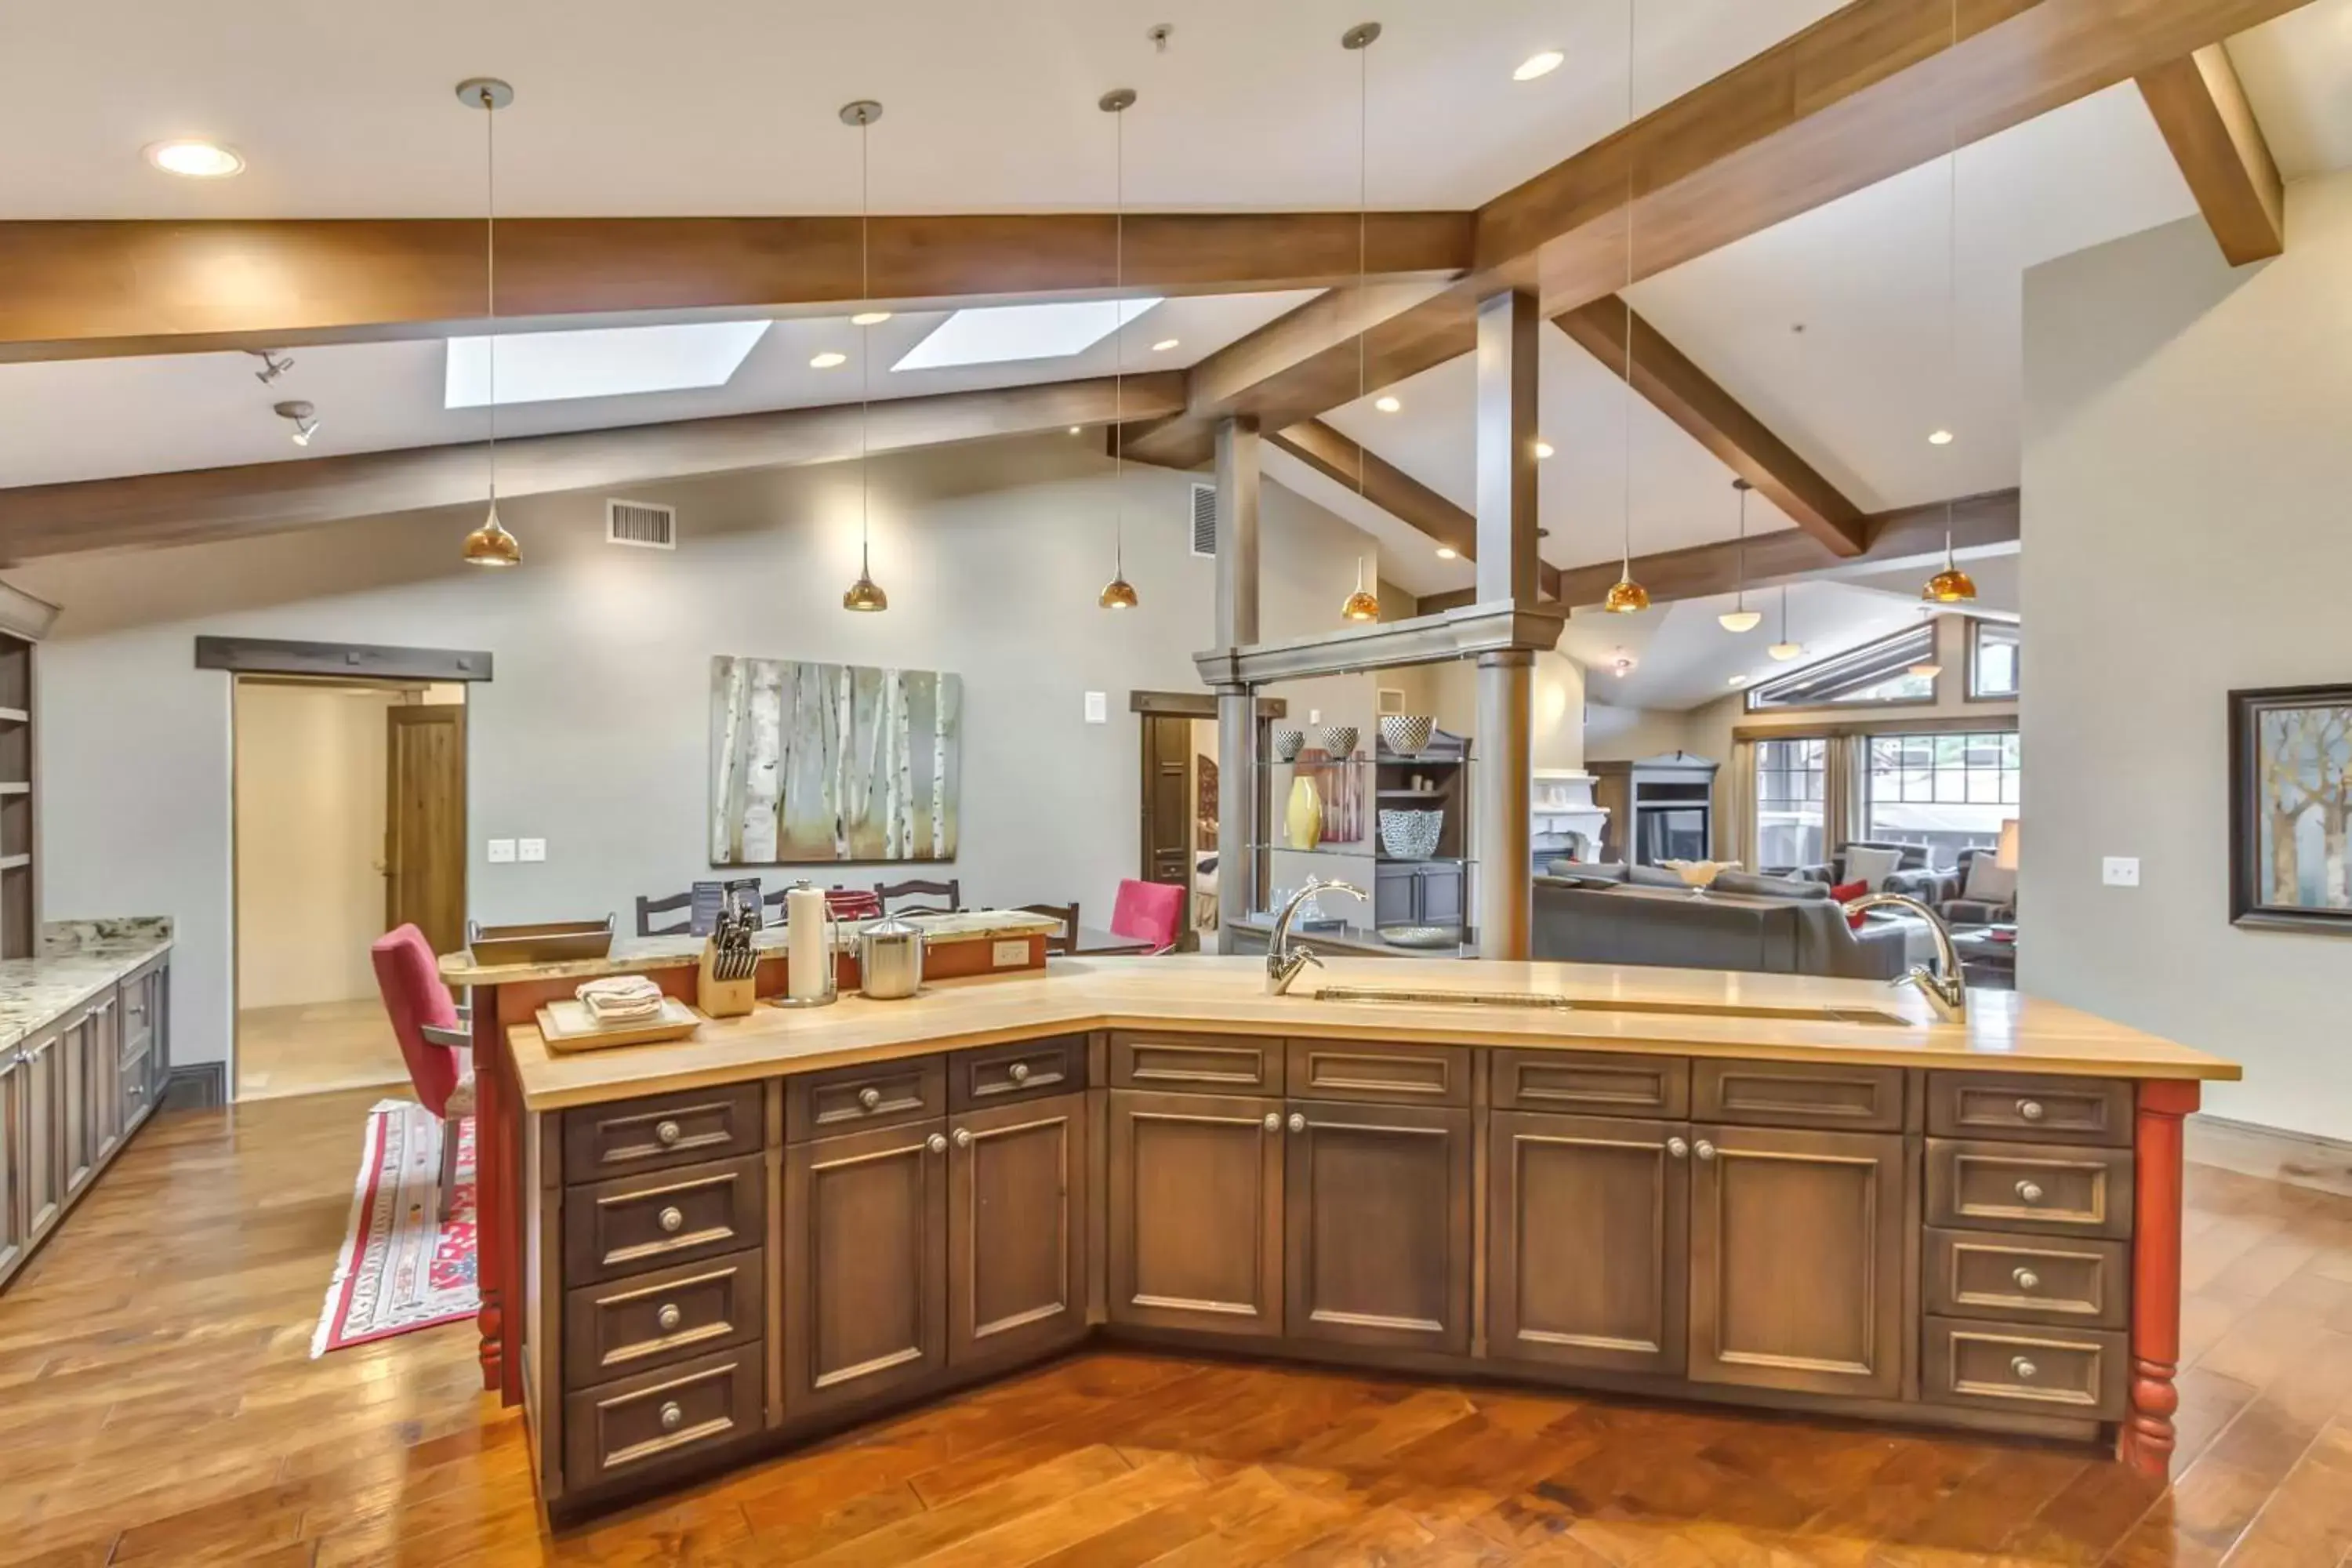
[1069, 924, 1160, 956]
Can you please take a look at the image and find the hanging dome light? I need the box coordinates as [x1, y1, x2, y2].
[1098, 89, 1142, 611]
[1718, 478, 1762, 632]
[463, 504, 521, 568]
[1098, 574, 1139, 610]
[1921, 528, 1976, 604]
[1599, 0, 1648, 617]
[842, 564, 888, 613]
[1767, 584, 1803, 660]
[839, 100, 889, 612]
[1341, 555, 1380, 621]
[1603, 574, 1650, 615]
[458, 78, 518, 568]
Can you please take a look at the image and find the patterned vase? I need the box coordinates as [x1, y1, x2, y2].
[1285, 775, 1325, 851]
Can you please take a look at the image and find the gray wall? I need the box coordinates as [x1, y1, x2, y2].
[20, 435, 1383, 1071]
[2020, 177, 2352, 1138]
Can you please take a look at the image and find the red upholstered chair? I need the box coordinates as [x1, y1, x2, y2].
[371, 925, 475, 1221]
[1109, 879, 1184, 955]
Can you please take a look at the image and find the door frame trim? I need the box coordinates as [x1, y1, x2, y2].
[196, 634, 492, 683]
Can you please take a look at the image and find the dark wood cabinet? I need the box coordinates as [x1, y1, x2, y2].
[1105, 1088, 1283, 1337]
[1284, 1098, 1472, 1354]
[782, 1118, 948, 1420]
[947, 1091, 1087, 1367]
[1686, 1123, 1907, 1399]
[1372, 862, 1464, 928]
[1488, 1110, 1689, 1375]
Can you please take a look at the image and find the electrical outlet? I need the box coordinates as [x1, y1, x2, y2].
[2102, 856, 2140, 887]
[519, 837, 547, 863]
[485, 838, 517, 864]
[992, 938, 1030, 967]
[1083, 691, 1108, 724]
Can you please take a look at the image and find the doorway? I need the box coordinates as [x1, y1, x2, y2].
[1134, 692, 1285, 947]
[231, 677, 468, 1102]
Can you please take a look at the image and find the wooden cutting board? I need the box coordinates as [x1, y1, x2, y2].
[536, 996, 703, 1053]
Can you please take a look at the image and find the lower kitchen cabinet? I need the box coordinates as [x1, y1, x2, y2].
[947, 1091, 1088, 1367]
[1686, 1123, 1907, 1399]
[1488, 1110, 1690, 1375]
[1105, 1088, 1284, 1337]
[60, 1011, 97, 1199]
[782, 1118, 949, 1420]
[1284, 1098, 1472, 1355]
[0, 1047, 26, 1283]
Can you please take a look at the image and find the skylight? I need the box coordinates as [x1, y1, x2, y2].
[893, 299, 1163, 372]
[444, 321, 772, 408]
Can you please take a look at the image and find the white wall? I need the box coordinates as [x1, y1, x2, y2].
[2021, 180, 2352, 1139]
[22, 436, 1382, 1069]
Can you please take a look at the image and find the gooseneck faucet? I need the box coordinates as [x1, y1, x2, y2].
[1839, 891, 1968, 1024]
[1267, 879, 1368, 996]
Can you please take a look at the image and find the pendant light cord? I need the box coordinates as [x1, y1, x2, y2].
[1619, 0, 1637, 577]
[1733, 482, 1748, 610]
[858, 111, 873, 577]
[1944, 0, 1958, 551]
[1356, 28, 1368, 503]
[1112, 99, 1125, 579]
[483, 84, 498, 503]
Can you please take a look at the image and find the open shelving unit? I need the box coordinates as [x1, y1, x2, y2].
[0, 632, 33, 956]
[1372, 726, 1472, 929]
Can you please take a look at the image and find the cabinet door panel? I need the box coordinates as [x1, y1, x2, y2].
[0, 1054, 24, 1284]
[783, 1119, 947, 1420]
[60, 1018, 93, 1197]
[948, 1092, 1087, 1367]
[1417, 866, 1464, 927]
[1105, 1089, 1282, 1336]
[19, 1035, 61, 1241]
[1488, 1111, 1688, 1375]
[1688, 1123, 1907, 1399]
[1286, 1100, 1472, 1354]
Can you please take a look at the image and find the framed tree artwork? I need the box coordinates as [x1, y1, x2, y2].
[2229, 683, 2352, 934]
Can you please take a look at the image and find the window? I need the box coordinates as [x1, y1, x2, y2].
[1969, 621, 2020, 699]
[1755, 736, 1828, 870]
[1865, 730, 2020, 869]
[1747, 624, 1937, 711]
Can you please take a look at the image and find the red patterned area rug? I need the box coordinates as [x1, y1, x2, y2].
[310, 1098, 478, 1356]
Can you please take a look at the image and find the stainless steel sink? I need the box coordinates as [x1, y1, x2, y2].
[1309, 985, 1907, 1028]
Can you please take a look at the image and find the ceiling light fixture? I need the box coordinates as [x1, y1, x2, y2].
[274, 400, 320, 447]
[1534, 439, 1555, 459]
[810, 350, 848, 369]
[1719, 477, 1762, 633]
[1341, 557, 1381, 622]
[1374, 395, 1402, 413]
[1908, 660, 1944, 679]
[456, 78, 521, 569]
[1768, 584, 1803, 660]
[1921, 530, 1976, 604]
[1150, 337, 1179, 353]
[1919, 0, 1976, 608]
[1436, 546, 1458, 561]
[144, 139, 243, 178]
[1728, 673, 1749, 687]
[1098, 87, 1142, 611]
[249, 350, 295, 385]
[851, 310, 891, 326]
[1928, 429, 1954, 445]
[1338, 20, 1384, 623]
[1602, 0, 1648, 616]
[840, 100, 889, 612]
[1610, 649, 1636, 678]
[1514, 49, 1565, 82]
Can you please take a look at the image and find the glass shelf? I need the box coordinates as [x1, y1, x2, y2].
[1250, 844, 1475, 865]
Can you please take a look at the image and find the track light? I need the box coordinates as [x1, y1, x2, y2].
[250, 350, 296, 385]
[274, 400, 320, 447]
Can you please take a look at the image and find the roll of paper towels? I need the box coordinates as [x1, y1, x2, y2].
[786, 883, 831, 1000]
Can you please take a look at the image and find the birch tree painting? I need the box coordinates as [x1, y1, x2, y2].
[2254, 700, 2352, 911]
[710, 657, 961, 866]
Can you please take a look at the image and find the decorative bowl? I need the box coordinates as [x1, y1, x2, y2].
[1272, 726, 1304, 761]
[1659, 858, 1739, 898]
[1378, 924, 1463, 950]
[1380, 714, 1435, 756]
[1319, 725, 1359, 759]
[1379, 808, 1445, 860]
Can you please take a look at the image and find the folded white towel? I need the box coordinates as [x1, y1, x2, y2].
[577, 975, 666, 1023]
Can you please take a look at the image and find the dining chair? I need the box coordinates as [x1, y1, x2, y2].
[1017, 901, 1080, 954]
[635, 891, 694, 937]
[370, 924, 474, 1222]
[1109, 879, 1184, 956]
[876, 877, 961, 916]
[763, 884, 884, 923]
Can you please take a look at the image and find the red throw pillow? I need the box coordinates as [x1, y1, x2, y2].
[1831, 879, 1870, 930]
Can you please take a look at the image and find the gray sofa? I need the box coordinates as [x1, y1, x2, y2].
[1534, 862, 1910, 981]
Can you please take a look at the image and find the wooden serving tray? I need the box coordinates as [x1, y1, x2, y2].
[536, 997, 703, 1053]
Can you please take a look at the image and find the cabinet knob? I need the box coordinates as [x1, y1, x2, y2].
[953, 1127, 973, 1149]
[926, 1132, 948, 1155]
[1008, 1062, 1031, 1083]
[1287, 1112, 1306, 1134]
[2015, 1180, 2044, 1204]
[656, 1303, 683, 1332]
[1693, 1139, 1718, 1161]
[1667, 1137, 1690, 1160]
[2010, 1356, 2038, 1381]
[657, 1206, 684, 1234]
[2016, 1099, 2045, 1122]
[1263, 1112, 1282, 1132]
[2013, 1268, 2040, 1293]
[658, 1400, 684, 1431]
[654, 1120, 683, 1146]
[858, 1087, 883, 1110]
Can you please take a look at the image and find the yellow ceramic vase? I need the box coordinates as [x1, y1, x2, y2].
[1285, 775, 1324, 851]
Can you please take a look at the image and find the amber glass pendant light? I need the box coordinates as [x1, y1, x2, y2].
[1917, 0, 1975, 611]
[1341, 557, 1380, 621]
[1098, 88, 1141, 610]
[1600, 1, 1651, 615]
[1331, 21, 1385, 622]
[840, 100, 888, 612]
[1921, 530, 1976, 604]
[458, 78, 520, 568]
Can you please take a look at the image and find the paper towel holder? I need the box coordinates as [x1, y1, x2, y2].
[769, 880, 842, 1010]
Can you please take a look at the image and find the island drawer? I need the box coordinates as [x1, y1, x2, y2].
[1924, 1228, 2128, 1329]
[787, 1054, 946, 1142]
[1491, 1049, 1689, 1118]
[951, 1035, 1087, 1110]
[564, 1083, 766, 1185]
[1923, 1316, 2126, 1417]
[564, 1154, 768, 1286]
[1109, 1031, 1283, 1095]
[1284, 1039, 1468, 1106]
[1926, 1139, 2133, 1239]
[563, 1248, 765, 1388]
[563, 1345, 764, 1492]
[1693, 1060, 1907, 1132]
[1928, 1073, 2133, 1148]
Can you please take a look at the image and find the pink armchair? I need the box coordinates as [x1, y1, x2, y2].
[1109, 879, 1185, 955]
[371, 924, 476, 1221]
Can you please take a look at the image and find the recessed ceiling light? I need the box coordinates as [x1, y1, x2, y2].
[850, 311, 892, 326]
[1534, 440, 1555, 459]
[144, 139, 244, 178]
[811, 350, 848, 369]
[1151, 338, 1180, 353]
[445, 320, 771, 408]
[895, 297, 1161, 372]
[1928, 429, 1955, 445]
[1374, 395, 1403, 413]
[1069, 425, 1083, 436]
[1728, 674, 1749, 687]
[1514, 50, 1565, 82]
[1436, 546, 1459, 560]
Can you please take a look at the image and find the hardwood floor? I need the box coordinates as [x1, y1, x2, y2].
[236, 997, 410, 1102]
[4, 1090, 2350, 1566]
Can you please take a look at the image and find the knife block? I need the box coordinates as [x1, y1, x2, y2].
[697, 944, 759, 1018]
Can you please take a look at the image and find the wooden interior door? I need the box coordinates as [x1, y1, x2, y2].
[1139, 713, 1192, 891]
[1283, 1099, 1472, 1355]
[946, 1092, 1087, 1367]
[385, 704, 466, 956]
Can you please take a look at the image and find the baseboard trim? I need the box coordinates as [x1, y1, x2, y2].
[2187, 1112, 2352, 1200]
[161, 1062, 227, 1112]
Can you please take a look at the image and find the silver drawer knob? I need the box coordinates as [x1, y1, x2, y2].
[1009, 1062, 1031, 1083]
[654, 1120, 683, 1146]
[953, 1127, 973, 1149]
[927, 1133, 948, 1155]
[2016, 1099, 2045, 1122]
[2011, 1356, 2038, 1381]
[2013, 1268, 2040, 1292]
[658, 1206, 685, 1234]
[1263, 1112, 1282, 1132]
[1667, 1137, 1690, 1160]
[1287, 1112, 1306, 1133]
[2015, 1180, 2044, 1204]
[656, 1303, 683, 1332]
[1694, 1139, 1718, 1161]
[858, 1087, 883, 1110]
[658, 1400, 684, 1431]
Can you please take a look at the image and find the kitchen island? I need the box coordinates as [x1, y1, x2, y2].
[469, 952, 2235, 1522]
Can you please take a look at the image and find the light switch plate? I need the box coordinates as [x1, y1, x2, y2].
[1308, 708, 1322, 724]
[2102, 856, 2140, 887]
[1083, 691, 1108, 724]
[485, 838, 517, 864]
[992, 938, 1030, 967]
[519, 837, 547, 863]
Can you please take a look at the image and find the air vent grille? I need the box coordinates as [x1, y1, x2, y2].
[1189, 483, 1217, 559]
[605, 499, 677, 550]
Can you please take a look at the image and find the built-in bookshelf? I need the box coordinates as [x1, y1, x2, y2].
[0, 630, 32, 957]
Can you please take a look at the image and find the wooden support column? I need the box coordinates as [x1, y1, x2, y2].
[1213, 416, 1261, 951]
[2119, 1078, 2200, 1477]
[1475, 291, 1541, 606]
[1472, 291, 1540, 958]
[1475, 650, 1535, 959]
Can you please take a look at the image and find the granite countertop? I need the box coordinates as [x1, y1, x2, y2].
[0, 917, 173, 1053]
[441, 908, 1062, 987]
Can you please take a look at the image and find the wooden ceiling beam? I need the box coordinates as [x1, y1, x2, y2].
[2136, 45, 2285, 267]
[0, 373, 1182, 561]
[1555, 298, 1867, 557]
[0, 212, 1473, 363]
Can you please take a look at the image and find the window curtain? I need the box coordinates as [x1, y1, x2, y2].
[1824, 733, 1871, 853]
[1722, 739, 1756, 869]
